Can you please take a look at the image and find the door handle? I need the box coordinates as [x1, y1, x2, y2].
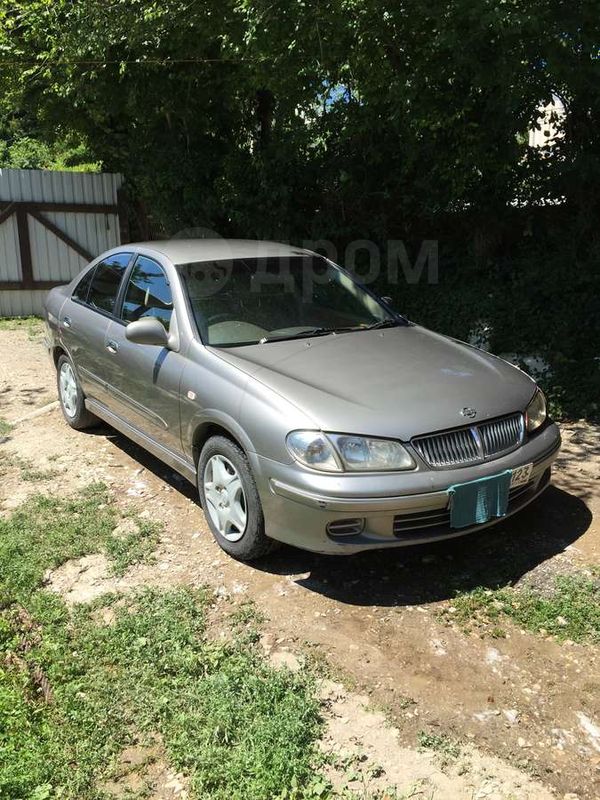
[106, 340, 119, 354]
[62, 316, 72, 329]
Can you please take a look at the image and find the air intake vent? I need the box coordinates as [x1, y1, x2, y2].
[393, 479, 536, 537]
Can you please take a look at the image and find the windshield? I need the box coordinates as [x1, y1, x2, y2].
[178, 256, 401, 346]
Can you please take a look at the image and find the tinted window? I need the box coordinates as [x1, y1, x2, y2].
[121, 256, 173, 329]
[87, 254, 131, 314]
[72, 267, 95, 303]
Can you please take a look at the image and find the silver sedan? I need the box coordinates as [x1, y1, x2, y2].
[44, 239, 561, 561]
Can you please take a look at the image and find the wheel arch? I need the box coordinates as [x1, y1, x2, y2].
[52, 345, 67, 368]
[191, 415, 255, 468]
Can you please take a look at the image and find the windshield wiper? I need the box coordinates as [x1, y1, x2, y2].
[295, 326, 339, 337]
[258, 327, 364, 344]
[260, 321, 404, 343]
[363, 319, 402, 330]
[259, 327, 337, 344]
[259, 320, 403, 343]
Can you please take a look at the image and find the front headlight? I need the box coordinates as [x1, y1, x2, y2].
[329, 434, 415, 471]
[286, 431, 342, 472]
[286, 431, 415, 472]
[526, 389, 547, 433]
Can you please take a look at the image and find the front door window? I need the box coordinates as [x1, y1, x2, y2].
[121, 256, 173, 329]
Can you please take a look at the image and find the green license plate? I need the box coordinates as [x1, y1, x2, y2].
[449, 470, 512, 529]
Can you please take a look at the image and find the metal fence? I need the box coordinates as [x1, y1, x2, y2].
[0, 168, 126, 316]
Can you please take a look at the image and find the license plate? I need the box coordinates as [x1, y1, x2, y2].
[449, 471, 511, 528]
[510, 463, 533, 489]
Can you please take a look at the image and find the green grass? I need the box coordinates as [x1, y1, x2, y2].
[1, 590, 325, 800]
[0, 316, 44, 339]
[0, 487, 333, 800]
[0, 454, 60, 483]
[0, 484, 159, 605]
[225, 601, 267, 648]
[104, 516, 161, 577]
[417, 731, 461, 761]
[447, 574, 600, 644]
[0, 418, 13, 436]
[19, 466, 60, 483]
[229, 601, 266, 630]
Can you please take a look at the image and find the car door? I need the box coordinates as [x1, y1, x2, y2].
[102, 254, 186, 455]
[59, 252, 133, 408]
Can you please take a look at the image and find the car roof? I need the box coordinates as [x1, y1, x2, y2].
[130, 239, 314, 265]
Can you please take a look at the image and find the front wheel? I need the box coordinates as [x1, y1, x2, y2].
[197, 435, 277, 561]
[56, 354, 97, 430]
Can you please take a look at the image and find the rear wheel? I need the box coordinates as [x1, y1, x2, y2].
[56, 354, 97, 430]
[198, 435, 277, 561]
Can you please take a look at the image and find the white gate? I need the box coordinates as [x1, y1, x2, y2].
[0, 168, 126, 316]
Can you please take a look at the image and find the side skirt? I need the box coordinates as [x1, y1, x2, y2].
[85, 399, 197, 485]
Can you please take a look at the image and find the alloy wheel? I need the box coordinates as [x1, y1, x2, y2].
[59, 361, 78, 418]
[203, 454, 248, 541]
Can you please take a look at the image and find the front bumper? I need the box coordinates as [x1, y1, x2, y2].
[249, 422, 561, 554]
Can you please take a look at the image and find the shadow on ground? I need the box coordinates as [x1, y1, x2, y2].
[98, 425, 592, 609]
[93, 424, 198, 500]
[276, 486, 592, 606]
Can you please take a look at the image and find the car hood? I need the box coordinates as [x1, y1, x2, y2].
[210, 325, 536, 440]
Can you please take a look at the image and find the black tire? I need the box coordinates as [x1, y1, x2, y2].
[197, 435, 278, 561]
[56, 354, 98, 430]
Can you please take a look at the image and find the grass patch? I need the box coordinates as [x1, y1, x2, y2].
[226, 601, 266, 646]
[0, 484, 159, 604]
[229, 600, 266, 629]
[0, 418, 13, 436]
[0, 453, 59, 482]
[0, 484, 117, 604]
[447, 575, 600, 644]
[0, 316, 44, 339]
[19, 466, 60, 483]
[105, 516, 161, 577]
[417, 731, 461, 761]
[0, 488, 330, 800]
[1, 589, 324, 800]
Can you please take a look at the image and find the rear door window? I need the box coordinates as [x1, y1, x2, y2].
[87, 253, 131, 315]
[72, 267, 95, 303]
[121, 256, 173, 329]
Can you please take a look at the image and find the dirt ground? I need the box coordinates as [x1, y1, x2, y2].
[1, 324, 599, 800]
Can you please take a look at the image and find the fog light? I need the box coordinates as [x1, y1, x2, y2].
[326, 518, 365, 537]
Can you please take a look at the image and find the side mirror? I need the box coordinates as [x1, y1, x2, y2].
[381, 295, 393, 307]
[125, 317, 169, 347]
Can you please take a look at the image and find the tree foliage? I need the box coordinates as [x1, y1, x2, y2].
[2, 0, 598, 230]
[0, 0, 599, 415]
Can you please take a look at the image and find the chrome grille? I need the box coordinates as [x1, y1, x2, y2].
[479, 414, 523, 457]
[412, 427, 480, 467]
[412, 413, 524, 468]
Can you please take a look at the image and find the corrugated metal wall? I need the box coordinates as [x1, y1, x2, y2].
[0, 290, 48, 318]
[0, 169, 121, 205]
[0, 168, 123, 316]
[0, 214, 20, 283]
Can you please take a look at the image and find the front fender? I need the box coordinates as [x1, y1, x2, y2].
[185, 407, 257, 464]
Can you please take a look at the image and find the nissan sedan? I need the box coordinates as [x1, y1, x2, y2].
[44, 239, 561, 561]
